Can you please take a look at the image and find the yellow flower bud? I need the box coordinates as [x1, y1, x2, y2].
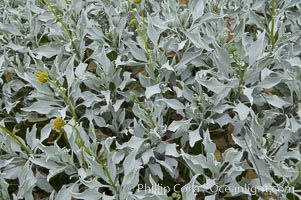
[53, 118, 65, 133]
[35, 71, 49, 84]
[129, 91, 136, 102]
[133, 0, 141, 3]
[130, 18, 138, 26]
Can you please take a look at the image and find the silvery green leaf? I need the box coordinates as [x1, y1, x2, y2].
[175, 50, 203, 72]
[77, 91, 101, 107]
[250, 110, 265, 140]
[257, 75, 282, 88]
[55, 183, 78, 200]
[183, 84, 194, 102]
[3, 100, 20, 114]
[116, 17, 127, 42]
[145, 84, 161, 99]
[181, 174, 199, 200]
[100, 48, 111, 75]
[112, 152, 125, 164]
[266, 156, 296, 180]
[196, 76, 226, 94]
[0, 23, 22, 35]
[35, 171, 54, 193]
[185, 29, 211, 51]
[122, 148, 142, 190]
[213, 42, 232, 77]
[65, 55, 76, 89]
[108, 157, 116, 182]
[166, 157, 179, 177]
[75, 62, 87, 77]
[233, 19, 245, 39]
[286, 116, 301, 132]
[158, 98, 185, 110]
[172, 86, 182, 98]
[191, 0, 204, 21]
[263, 94, 291, 108]
[168, 119, 191, 132]
[199, 177, 216, 190]
[133, 119, 148, 137]
[47, 166, 68, 182]
[223, 148, 243, 165]
[205, 195, 217, 200]
[121, 166, 142, 191]
[115, 58, 144, 67]
[118, 71, 132, 89]
[158, 157, 178, 178]
[209, 104, 234, 114]
[6, 42, 27, 53]
[71, 189, 102, 200]
[84, 155, 107, 180]
[148, 163, 163, 179]
[234, 102, 250, 121]
[248, 31, 265, 66]
[33, 45, 61, 58]
[151, 15, 168, 30]
[102, 194, 116, 200]
[142, 149, 155, 165]
[165, 143, 179, 157]
[203, 129, 216, 154]
[189, 126, 202, 147]
[101, 90, 111, 105]
[26, 124, 37, 149]
[0, 173, 9, 200]
[22, 100, 61, 115]
[127, 41, 148, 62]
[161, 60, 174, 71]
[80, 177, 107, 189]
[147, 17, 160, 45]
[138, 74, 152, 88]
[17, 161, 37, 200]
[248, 9, 265, 30]
[243, 87, 254, 105]
[116, 136, 145, 150]
[0, 158, 14, 168]
[177, 40, 187, 51]
[260, 68, 273, 80]
[180, 150, 208, 173]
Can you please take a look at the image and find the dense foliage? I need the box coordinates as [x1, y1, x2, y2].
[0, 0, 301, 199]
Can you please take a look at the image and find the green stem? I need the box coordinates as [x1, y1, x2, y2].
[271, 0, 275, 50]
[80, 148, 88, 169]
[129, 1, 157, 83]
[236, 63, 243, 99]
[64, 124, 87, 169]
[230, 51, 244, 99]
[237, 64, 243, 82]
[38, 0, 80, 60]
[50, 80, 118, 195]
[66, 124, 118, 194]
[135, 100, 155, 127]
[0, 125, 31, 155]
[138, 3, 157, 83]
[49, 80, 78, 122]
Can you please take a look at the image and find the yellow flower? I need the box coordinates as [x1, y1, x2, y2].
[35, 71, 49, 84]
[133, 0, 141, 3]
[53, 118, 65, 133]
